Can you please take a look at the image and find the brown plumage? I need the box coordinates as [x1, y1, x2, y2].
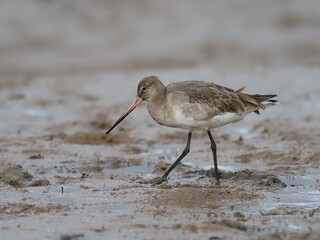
[168, 80, 275, 115]
[106, 76, 278, 185]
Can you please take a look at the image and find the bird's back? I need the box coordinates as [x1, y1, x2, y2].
[166, 81, 247, 114]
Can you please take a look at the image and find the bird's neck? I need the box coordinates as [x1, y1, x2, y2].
[150, 85, 166, 106]
[147, 86, 166, 124]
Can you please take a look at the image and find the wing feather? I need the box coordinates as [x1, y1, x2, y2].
[168, 81, 246, 114]
[167, 80, 274, 116]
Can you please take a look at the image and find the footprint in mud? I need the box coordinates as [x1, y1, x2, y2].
[183, 168, 287, 189]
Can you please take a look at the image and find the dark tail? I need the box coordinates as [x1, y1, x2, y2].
[237, 93, 278, 114]
[253, 94, 278, 106]
[252, 94, 278, 114]
[253, 94, 277, 102]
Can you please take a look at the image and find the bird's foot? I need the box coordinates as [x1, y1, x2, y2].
[209, 177, 220, 186]
[138, 176, 168, 185]
[216, 179, 221, 186]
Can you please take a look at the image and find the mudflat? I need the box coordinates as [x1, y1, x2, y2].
[1, 1, 320, 239]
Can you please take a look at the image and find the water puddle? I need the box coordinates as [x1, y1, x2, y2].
[102, 163, 155, 175]
[261, 176, 320, 210]
[270, 189, 320, 209]
[139, 146, 177, 161]
[236, 175, 320, 215]
[279, 176, 318, 186]
[222, 124, 260, 140]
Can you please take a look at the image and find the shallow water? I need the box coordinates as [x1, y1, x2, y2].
[267, 176, 320, 210]
[1, 1, 320, 239]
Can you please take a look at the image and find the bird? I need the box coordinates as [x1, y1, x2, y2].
[105, 76, 278, 185]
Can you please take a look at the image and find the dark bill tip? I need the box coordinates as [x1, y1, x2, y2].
[105, 96, 143, 134]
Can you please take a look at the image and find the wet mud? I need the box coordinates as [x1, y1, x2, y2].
[1, 1, 320, 239]
[1, 72, 320, 239]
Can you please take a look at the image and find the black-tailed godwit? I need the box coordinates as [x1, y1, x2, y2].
[106, 76, 277, 185]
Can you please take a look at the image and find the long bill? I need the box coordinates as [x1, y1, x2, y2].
[105, 96, 143, 134]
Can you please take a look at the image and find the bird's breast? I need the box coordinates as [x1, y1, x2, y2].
[147, 102, 167, 126]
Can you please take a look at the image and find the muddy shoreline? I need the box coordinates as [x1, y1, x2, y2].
[1, 1, 320, 239]
[1, 68, 320, 239]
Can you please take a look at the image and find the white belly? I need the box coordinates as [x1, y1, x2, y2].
[147, 96, 247, 131]
[171, 110, 245, 130]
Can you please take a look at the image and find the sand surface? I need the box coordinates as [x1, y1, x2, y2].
[1, 1, 320, 239]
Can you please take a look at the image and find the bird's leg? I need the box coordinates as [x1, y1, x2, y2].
[207, 130, 220, 185]
[139, 131, 192, 185]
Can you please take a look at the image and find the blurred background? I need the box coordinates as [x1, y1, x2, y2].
[1, 0, 319, 77]
[1, 2, 320, 238]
